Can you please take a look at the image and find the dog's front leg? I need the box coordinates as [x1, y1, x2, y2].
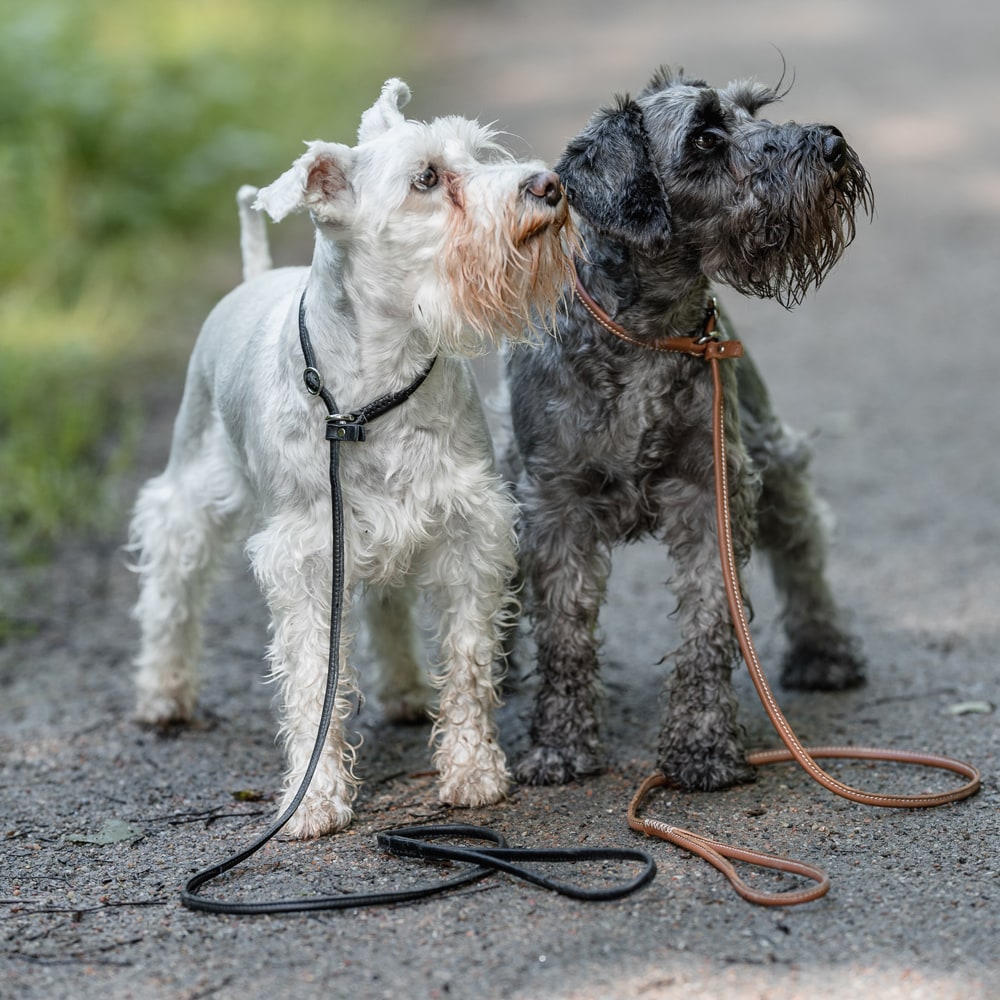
[656, 415, 758, 790]
[248, 515, 359, 838]
[423, 493, 514, 808]
[514, 480, 611, 785]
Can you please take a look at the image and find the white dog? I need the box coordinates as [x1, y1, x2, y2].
[128, 79, 573, 838]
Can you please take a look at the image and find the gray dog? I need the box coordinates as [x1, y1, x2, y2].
[505, 68, 874, 791]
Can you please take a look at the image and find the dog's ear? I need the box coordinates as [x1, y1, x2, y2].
[555, 97, 671, 250]
[357, 78, 411, 143]
[254, 141, 355, 225]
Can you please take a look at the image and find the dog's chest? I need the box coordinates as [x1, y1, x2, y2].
[582, 351, 708, 463]
[334, 385, 498, 582]
[336, 438, 447, 579]
[546, 347, 717, 538]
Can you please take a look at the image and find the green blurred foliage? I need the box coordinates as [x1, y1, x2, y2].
[0, 0, 421, 564]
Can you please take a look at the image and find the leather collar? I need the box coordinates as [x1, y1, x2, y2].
[573, 270, 742, 361]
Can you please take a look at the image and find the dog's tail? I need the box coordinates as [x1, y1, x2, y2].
[236, 185, 273, 282]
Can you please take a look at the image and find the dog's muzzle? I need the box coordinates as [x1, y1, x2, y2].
[523, 171, 563, 207]
[819, 125, 847, 172]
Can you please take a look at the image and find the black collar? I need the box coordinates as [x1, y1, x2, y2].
[297, 290, 437, 442]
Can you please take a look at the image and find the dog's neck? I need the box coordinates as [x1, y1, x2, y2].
[576, 224, 714, 343]
[302, 238, 438, 390]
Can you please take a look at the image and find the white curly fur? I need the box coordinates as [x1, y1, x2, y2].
[128, 79, 573, 838]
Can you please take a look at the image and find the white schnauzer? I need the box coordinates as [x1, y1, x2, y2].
[128, 79, 574, 838]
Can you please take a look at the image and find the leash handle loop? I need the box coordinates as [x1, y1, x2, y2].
[627, 354, 980, 907]
[628, 773, 830, 906]
[378, 824, 656, 902]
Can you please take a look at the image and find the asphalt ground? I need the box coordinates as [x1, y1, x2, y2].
[3, 1, 999, 997]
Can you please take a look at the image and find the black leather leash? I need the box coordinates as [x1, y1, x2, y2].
[179, 290, 655, 914]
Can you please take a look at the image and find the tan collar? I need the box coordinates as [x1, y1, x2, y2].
[572, 271, 743, 360]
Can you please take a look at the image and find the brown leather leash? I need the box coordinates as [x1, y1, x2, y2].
[575, 274, 981, 906]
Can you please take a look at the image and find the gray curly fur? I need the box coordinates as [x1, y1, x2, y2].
[505, 68, 873, 791]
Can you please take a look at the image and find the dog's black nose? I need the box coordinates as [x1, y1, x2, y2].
[821, 126, 847, 170]
[525, 171, 563, 207]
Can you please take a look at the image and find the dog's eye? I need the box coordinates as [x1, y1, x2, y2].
[413, 166, 439, 191]
[692, 130, 722, 153]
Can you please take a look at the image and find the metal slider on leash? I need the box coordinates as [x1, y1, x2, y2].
[572, 274, 738, 360]
[325, 416, 366, 442]
[302, 365, 368, 441]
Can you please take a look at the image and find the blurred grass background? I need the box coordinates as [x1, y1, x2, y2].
[0, 0, 423, 575]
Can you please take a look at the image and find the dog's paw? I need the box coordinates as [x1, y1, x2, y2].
[278, 793, 354, 839]
[515, 744, 601, 786]
[780, 636, 867, 691]
[134, 691, 195, 728]
[437, 743, 510, 807]
[658, 743, 756, 792]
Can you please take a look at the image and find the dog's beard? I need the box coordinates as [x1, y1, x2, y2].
[703, 147, 874, 308]
[441, 207, 580, 348]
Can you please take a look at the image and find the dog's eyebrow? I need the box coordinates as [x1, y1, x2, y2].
[692, 88, 725, 126]
[724, 80, 780, 117]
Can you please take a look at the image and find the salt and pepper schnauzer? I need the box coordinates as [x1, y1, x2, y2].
[129, 79, 574, 838]
[506, 68, 874, 791]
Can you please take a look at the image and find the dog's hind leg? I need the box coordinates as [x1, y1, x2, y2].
[736, 358, 866, 690]
[129, 416, 248, 726]
[365, 583, 432, 723]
